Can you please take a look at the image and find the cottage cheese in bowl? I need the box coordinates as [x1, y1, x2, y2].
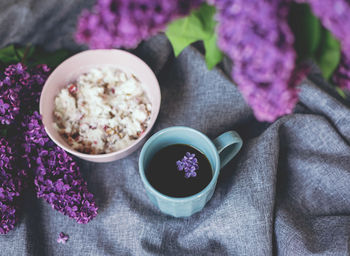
[53, 66, 151, 154]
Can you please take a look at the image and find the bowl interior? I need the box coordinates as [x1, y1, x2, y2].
[39, 49, 161, 159]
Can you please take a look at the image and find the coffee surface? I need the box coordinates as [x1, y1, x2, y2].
[146, 144, 213, 197]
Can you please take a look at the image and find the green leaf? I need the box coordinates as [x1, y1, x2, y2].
[289, 3, 341, 81]
[166, 14, 205, 56]
[289, 3, 322, 60]
[30, 48, 71, 68]
[0, 44, 71, 69]
[196, 3, 217, 34]
[203, 33, 223, 69]
[315, 28, 341, 80]
[0, 45, 21, 64]
[335, 87, 346, 99]
[16, 45, 35, 63]
[165, 3, 223, 69]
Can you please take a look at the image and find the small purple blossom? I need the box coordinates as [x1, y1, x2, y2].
[75, 0, 202, 49]
[57, 232, 69, 244]
[176, 152, 199, 178]
[4, 63, 30, 85]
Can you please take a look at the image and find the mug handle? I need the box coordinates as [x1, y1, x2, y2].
[213, 131, 243, 169]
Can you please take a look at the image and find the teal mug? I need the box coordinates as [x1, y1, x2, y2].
[139, 126, 243, 217]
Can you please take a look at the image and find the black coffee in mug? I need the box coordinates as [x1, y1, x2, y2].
[145, 144, 213, 198]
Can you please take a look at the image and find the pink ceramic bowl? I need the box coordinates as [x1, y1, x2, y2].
[39, 49, 161, 163]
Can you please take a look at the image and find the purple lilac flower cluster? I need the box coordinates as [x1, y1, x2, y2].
[0, 138, 27, 234]
[21, 112, 98, 224]
[0, 62, 97, 234]
[0, 63, 50, 125]
[176, 152, 199, 178]
[23, 64, 50, 106]
[0, 63, 50, 233]
[0, 63, 29, 125]
[213, 0, 307, 122]
[75, 0, 202, 49]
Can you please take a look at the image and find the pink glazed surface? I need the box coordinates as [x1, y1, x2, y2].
[39, 49, 161, 163]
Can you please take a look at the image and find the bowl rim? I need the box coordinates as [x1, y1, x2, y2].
[39, 49, 161, 159]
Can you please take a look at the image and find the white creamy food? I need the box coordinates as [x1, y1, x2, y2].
[53, 66, 152, 154]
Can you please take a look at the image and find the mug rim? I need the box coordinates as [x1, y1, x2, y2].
[138, 126, 221, 202]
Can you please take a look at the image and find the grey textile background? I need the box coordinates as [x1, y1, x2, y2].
[0, 1, 350, 255]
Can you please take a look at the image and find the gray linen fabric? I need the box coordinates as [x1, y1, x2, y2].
[0, 1, 350, 255]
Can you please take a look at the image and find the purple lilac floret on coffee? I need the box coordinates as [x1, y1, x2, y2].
[176, 152, 199, 178]
[57, 232, 69, 244]
[21, 112, 98, 224]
